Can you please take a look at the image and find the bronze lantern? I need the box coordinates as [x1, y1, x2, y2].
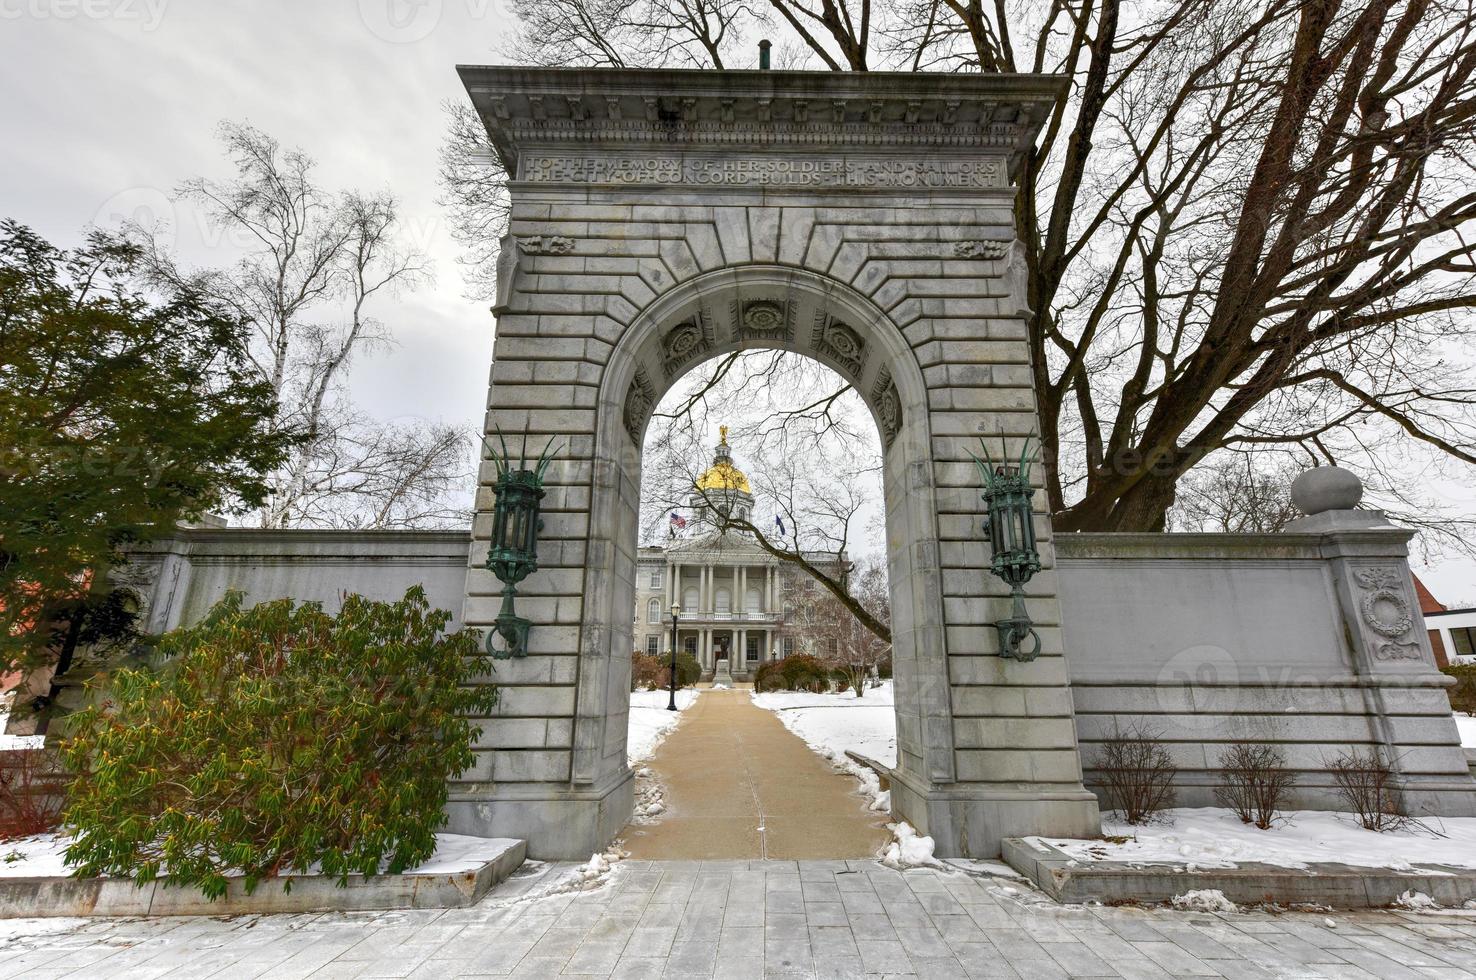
[484, 430, 559, 658]
[970, 436, 1042, 662]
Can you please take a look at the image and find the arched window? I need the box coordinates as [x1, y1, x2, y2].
[715, 587, 731, 615]
[683, 586, 699, 613]
[647, 598, 661, 624]
[746, 588, 762, 615]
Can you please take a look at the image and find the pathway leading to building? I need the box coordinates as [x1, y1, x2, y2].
[621, 689, 889, 861]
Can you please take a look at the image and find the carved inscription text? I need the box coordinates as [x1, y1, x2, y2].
[522, 155, 1007, 188]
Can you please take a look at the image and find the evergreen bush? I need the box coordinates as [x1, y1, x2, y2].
[754, 654, 832, 692]
[1443, 663, 1476, 715]
[59, 587, 496, 899]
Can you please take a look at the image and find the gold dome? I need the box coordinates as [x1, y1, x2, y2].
[694, 426, 751, 494]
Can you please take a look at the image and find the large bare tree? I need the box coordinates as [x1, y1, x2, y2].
[444, 0, 1476, 546]
[134, 123, 471, 529]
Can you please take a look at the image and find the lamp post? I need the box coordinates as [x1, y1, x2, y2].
[970, 437, 1043, 662]
[667, 601, 681, 711]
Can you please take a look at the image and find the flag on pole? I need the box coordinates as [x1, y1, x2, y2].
[670, 511, 687, 530]
[774, 515, 786, 536]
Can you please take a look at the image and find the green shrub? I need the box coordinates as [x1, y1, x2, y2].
[754, 654, 832, 692]
[60, 587, 496, 899]
[1444, 663, 1476, 716]
[674, 652, 701, 688]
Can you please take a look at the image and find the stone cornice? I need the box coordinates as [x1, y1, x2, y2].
[457, 65, 1066, 178]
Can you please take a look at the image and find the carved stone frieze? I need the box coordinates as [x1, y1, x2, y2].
[735, 299, 792, 342]
[953, 240, 1010, 259]
[623, 369, 656, 445]
[660, 313, 715, 379]
[518, 236, 575, 255]
[811, 315, 867, 379]
[870, 369, 902, 450]
[520, 155, 1007, 189]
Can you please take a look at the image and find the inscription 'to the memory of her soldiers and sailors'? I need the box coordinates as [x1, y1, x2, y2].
[520, 156, 1007, 188]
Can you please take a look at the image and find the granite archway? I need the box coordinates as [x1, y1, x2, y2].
[452, 64, 1102, 858]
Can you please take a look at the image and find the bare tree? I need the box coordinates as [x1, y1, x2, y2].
[446, 0, 1476, 549]
[130, 122, 470, 529]
[1167, 455, 1302, 533]
[788, 558, 891, 695]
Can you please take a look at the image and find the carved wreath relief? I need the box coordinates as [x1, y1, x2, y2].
[1352, 566, 1423, 661]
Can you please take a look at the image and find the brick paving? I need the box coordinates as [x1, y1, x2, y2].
[3, 860, 1476, 978]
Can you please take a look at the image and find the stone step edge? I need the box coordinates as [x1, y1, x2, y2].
[0, 839, 526, 918]
[1001, 836, 1476, 910]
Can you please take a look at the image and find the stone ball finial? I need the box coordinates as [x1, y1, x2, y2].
[1291, 465, 1363, 516]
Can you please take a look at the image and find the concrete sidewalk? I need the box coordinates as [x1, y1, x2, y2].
[620, 690, 889, 861]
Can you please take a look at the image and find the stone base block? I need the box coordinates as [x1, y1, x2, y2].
[446, 769, 635, 860]
[891, 770, 1101, 859]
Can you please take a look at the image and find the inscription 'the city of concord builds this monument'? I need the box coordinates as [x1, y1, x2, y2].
[453, 64, 1103, 859]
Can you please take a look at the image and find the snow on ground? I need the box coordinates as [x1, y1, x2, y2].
[1456, 713, 1476, 748]
[751, 681, 897, 811]
[0, 833, 517, 878]
[1035, 807, 1476, 872]
[627, 688, 699, 765]
[0, 709, 47, 751]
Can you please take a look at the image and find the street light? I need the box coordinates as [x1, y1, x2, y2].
[667, 601, 681, 711]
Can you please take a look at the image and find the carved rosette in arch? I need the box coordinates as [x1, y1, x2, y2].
[1352, 566, 1423, 661]
[660, 313, 715, 380]
[623, 369, 656, 445]
[810, 314, 867, 380]
[870, 369, 902, 450]
[735, 299, 793, 343]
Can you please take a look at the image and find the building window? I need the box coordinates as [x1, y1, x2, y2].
[746, 635, 759, 661]
[683, 635, 698, 655]
[650, 568, 663, 589]
[715, 587, 731, 615]
[646, 635, 659, 656]
[784, 637, 795, 657]
[1453, 627, 1476, 658]
[683, 586, 699, 613]
[647, 598, 661, 624]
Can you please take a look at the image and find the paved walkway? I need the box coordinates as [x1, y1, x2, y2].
[620, 690, 889, 861]
[5, 860, 1476, 978]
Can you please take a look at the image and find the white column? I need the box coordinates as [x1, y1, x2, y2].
[739, 566, 747, 616]
[670, 563, 678, 608]
[702, 565, 712, 613]
[766, 565, 775, 612]
[738, 627, 747, 669]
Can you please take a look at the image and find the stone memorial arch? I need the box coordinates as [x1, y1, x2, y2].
[453, 65, 1102, 859]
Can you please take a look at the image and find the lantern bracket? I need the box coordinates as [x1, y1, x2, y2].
[482, 427, 561, 659]
[969, 435, 1043, 663]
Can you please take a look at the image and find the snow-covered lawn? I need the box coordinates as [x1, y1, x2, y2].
[627, 688, 699, 764]
[751, 681, 897, 811]
[1035, 807, 1476, 872]
[1456, 712, 1476, 748]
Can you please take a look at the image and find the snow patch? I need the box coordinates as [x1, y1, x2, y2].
[1172, 889, 1238, 913]
[1455, 713, 1476, 748]
[1031, 807, 1476, 872]
[627, 688, 698, 765]
[1395, 890, 1440, 911]
[882, 821, 942, 869]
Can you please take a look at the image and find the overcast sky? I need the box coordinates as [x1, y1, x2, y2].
[2, 0, 1473, 599]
